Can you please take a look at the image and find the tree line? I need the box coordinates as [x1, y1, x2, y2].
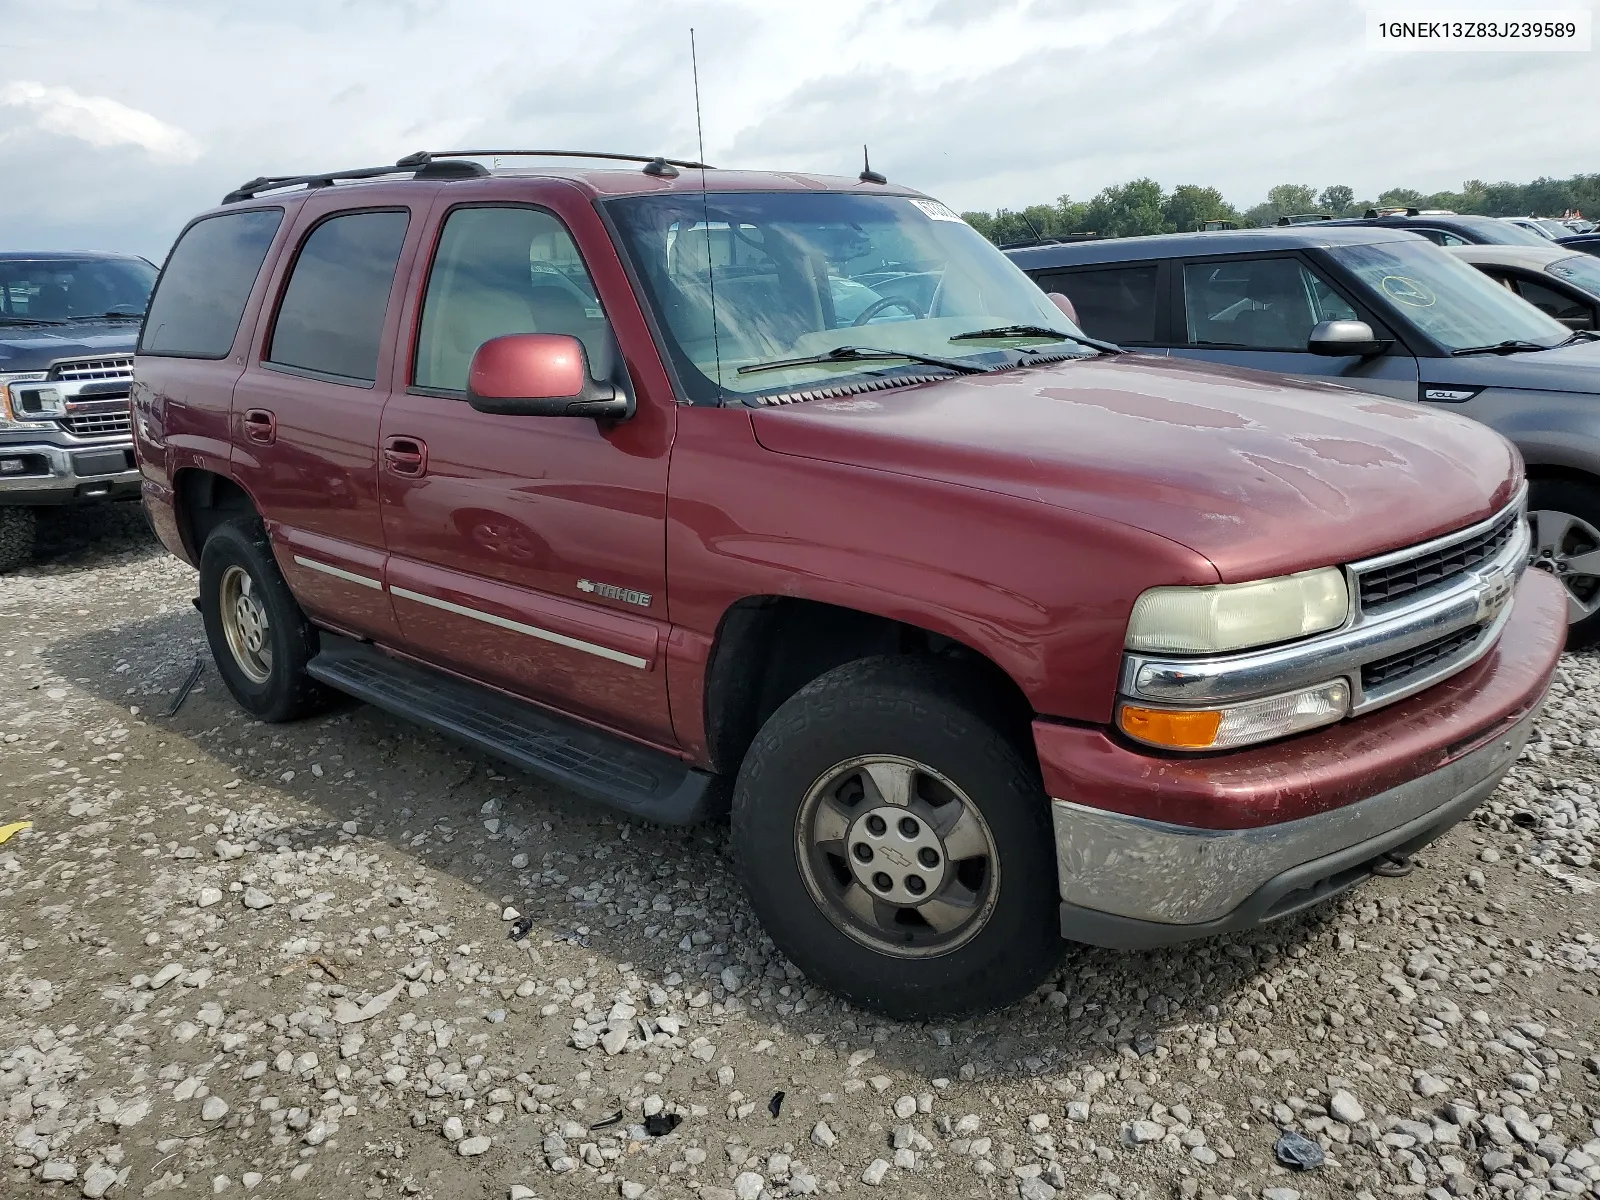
[961, 174, 1600, 245]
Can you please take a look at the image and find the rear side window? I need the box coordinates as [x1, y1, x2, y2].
[268, 210, 410, 384]
[1034, 265, 1159, 343]
[140, 209, 283, 358]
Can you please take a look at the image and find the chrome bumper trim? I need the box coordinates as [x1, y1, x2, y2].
[1122, 495, 1529, 716]
[1050, 698, 1538, 926]
[0, 440, 139, 494]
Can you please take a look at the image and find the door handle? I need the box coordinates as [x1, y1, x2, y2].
[383, 435, 428, 478]
[243, 408, 276, 445]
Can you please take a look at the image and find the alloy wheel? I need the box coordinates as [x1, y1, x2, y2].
[1529, 508, 1600, 623]
[219, 564, 273, 684]
[795, 755, 1000, 958]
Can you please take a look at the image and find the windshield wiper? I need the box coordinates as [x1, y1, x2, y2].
[71, 310, 145, 320]
[0, 316, 70, 326]
[949, 324, 1123, 354]
[1449, 339, 1555, 357]
[1556, 329, 1600, 346]
[737, 345, 987, 376]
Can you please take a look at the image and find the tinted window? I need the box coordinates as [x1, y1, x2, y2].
[141, 209, 283, 357]
[268, 210, 409, 383]
[1182, 258, 1356, 350]
[415, 207, 610, 392]
[1034, 265, 1158, 343]
[1513, 277, 1592, 325]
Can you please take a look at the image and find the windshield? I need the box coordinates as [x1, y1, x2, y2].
[0, 257, 157, 322]
[606, 191, 1082, 401]
[1548, 254, 1600, 299]
[1329, 238, 1569, 353]
[1487, 220, 1560, 247]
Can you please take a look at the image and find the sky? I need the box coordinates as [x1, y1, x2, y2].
[0, 0, 1594, 261]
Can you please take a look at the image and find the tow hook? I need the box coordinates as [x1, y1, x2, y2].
[1371, 852, 1414, 878]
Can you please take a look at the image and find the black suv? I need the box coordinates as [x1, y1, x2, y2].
[1006, 225, 1600, 646]
[0, 251, 155, 570]
[1323, 212, 1553, 248]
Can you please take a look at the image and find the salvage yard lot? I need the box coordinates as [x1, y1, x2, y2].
[2, 513, 1598, 1200]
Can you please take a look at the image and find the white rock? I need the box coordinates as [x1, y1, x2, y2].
[811, 1121, 837, 1148]
[734, 1172, 765, 1200]
[41, 1161, 77, 1182]
[1329, 1089, 1365, 1125]
[213, 1176, 231, 1193]
[1121, 1119, 1165, 1145]
[114, 1099, 149, 1127]
[443, 1116, 465, 1142]
[509, 1188, 536, 1200]
[861, 1159, 890, 1186]
[148, 963, 183, 990]
[511, 853, 529, 869]
[457, 1135, 491, 1157]
[601, 1026, 630, 1056]
[241, 1174, 262, 1189]
[201, 1096, 229, 1122]
[241, 887, 274, 910]
[82, 1164, 120, 1197]
[1020, 1177, 1057, 1200]
[893, 1095, 916, 1119]
[197, 887, 223, 908]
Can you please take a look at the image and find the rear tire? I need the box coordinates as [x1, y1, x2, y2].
[0, 508, 37, 574]
[730, 656, 1061, 1019]
[199, 517, 331, 721]
[1528, 476, 1600, 649]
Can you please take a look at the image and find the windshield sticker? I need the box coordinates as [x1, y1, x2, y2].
[1381, 275, 1437, 307]
[907, 198, 964, 223]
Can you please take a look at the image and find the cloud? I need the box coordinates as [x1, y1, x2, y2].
[0, 82, 201, 164]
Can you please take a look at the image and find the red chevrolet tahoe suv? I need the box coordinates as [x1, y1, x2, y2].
[133, 151, 1566, 1018]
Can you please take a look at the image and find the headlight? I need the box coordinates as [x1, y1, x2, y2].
[1120, 679, 1351, 751]
[0, 372, 51, 429]
[1126, 567, 1350, 654]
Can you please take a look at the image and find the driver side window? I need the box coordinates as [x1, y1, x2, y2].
[414, 206, 610, 394]
[1182, 257, 1356, 350]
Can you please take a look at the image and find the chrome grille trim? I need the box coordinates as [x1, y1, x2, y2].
[60, 413, 133, 437]
[48, 356, 135, 383]
[1350, 487, 1526, 615]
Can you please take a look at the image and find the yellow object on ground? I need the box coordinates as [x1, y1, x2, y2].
[0, 820, 32, 844]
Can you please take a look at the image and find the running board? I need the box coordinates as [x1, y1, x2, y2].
[307, 635, 723, 825]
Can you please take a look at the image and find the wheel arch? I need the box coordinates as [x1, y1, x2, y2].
[701, 594, 1035, 777]
[173, 467, 263, 562]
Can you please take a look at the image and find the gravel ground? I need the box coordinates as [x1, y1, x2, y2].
[2, 507, 1598, 1200]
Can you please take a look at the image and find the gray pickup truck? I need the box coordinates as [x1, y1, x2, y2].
[0, 251, 155, 571]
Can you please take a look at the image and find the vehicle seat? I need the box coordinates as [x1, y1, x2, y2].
[30, 282, 73, 320]
[1233, 266, 1309, 348]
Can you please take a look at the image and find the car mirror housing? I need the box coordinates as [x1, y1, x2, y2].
[1308, 319, 1383, 358]
[466, 333, 634, 420]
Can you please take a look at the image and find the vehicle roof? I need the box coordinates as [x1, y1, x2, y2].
[1005, 225, 1419, 269]
[1441, 243, 1582, 268]
[1325, 213, 1518, 233]
[206, 165, 927, 219]
[0, 249, 149, 262]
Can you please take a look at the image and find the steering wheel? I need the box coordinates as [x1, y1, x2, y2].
[851, 294, 925, 326]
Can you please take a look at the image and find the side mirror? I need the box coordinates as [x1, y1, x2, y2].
[1308, 319, 1383, 358]
[466, 333, 634, 420]
[1045, 291, 1079, 326]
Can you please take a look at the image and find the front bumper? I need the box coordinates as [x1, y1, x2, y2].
[0, 440, 140, 506]
[1041, 567, 1566, 948]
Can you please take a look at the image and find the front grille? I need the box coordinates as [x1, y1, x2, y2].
[1358, 508, 1520, 611]
[1361, 626, 1482, 691]
[49, 356, 134, 383]
[60, 412, 132, 437]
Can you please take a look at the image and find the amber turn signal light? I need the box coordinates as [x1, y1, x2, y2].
[1119, 705, 1223, 750]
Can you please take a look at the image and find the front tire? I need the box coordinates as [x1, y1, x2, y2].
[1528, 477, 1600, 649]
[731, 656, 1061, 1019]
[199, 518, 330, 721]
[0, 508, 37, 574]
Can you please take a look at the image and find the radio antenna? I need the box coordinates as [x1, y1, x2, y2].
[690, 28, 723, 395]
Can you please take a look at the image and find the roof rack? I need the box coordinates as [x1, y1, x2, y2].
[223, 149, 714, 204]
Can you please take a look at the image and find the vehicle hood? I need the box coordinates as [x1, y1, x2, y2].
[749, 354, 1520, 582]
[0, 321, 140, 373]
[1422, 336, 1600, 395]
